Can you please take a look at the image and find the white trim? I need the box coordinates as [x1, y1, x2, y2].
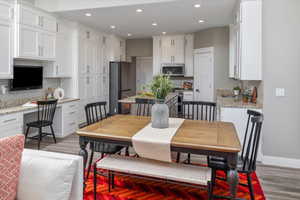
[263, 155, 300, 169]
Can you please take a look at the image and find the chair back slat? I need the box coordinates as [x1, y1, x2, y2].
[37, 100, 58, 123]
[241, 111, 263, 172]
[85, 102, 107, 125]
[181, 101, 216, 121]
[135, 98, 155, 117]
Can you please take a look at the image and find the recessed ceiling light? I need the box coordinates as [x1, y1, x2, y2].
[127, 33, 132, 37]
[194, 4, 201, 8]
[162, 32, 167, 35]
[136, 9, 143, 13]
[110, 25, 116, 29]
[152, 22, 158, 26]
[85, 13, 92, 17]
[198, 19, 205, 23]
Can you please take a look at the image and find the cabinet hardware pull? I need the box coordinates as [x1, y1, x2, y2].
[69, 122, 76, 126]
[3, 118, 17, 123]
[69, 111, 76, 115]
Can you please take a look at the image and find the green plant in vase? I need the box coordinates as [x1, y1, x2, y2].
[150, 75, 173, 101]
[149, 75, 173, 129]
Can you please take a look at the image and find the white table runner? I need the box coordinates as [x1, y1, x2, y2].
[132, 118, 185, 162]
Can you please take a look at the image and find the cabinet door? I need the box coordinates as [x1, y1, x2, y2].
[40, 15, 56, 32]
[173, 35, 185, 63]
[161, 36, 172, 63]
[19, 5, 39, 27]
[19, 24, 39, 58]
[184, 34, 194, 77]
[0, 20, 13, 79]
[0, 1, 13, 21]
[152, 36, 162, 76]
[41, 32, 55, 59]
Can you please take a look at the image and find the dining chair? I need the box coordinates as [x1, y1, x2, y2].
[85, 102, 126, 179]
[208, 110, 263, 200]
[177, 101, 217, 164]
[135, 98, 155, 116]
[25, 99, 58, 150]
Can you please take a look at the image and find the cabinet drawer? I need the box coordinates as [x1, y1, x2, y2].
[63, 101, 79, 113]
[63, 120, 78, 135]
[0, 113, 23, 127]
[0, 127, 23, 139]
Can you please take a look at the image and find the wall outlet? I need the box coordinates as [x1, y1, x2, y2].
[275, 88, 285, 97]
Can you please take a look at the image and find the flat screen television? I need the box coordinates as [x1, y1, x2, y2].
[10, 66, 43, 91]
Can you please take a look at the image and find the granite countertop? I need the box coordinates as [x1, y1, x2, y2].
[0, 98, 80, 116]
[217, 96, 263, 109]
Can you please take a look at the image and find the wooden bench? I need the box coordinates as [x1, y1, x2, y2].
[95, 155, 212, 198]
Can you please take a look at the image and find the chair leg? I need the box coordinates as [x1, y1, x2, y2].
[25, 126, 30, 142]
[93, 164, 97, 200]
[208, 181, 213, 200]
[38, 127, 42, 150]
[210, 169, 216, 198]
[125, 147, 129, 156]
[108, 171, 111, 193]
[187, 153, 191, 164]
[112, 173, 115, 189]
[247, 173, 255, 200]
[86, 148, 95, 180]
[176, 152, 181, 163]
[50, 125, 56, 143]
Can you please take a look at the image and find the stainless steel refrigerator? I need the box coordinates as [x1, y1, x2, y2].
[109, 61, 134, 115]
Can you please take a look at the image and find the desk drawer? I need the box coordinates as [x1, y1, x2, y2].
[63, 101, 79, 113]
[0, 113, 23, 127]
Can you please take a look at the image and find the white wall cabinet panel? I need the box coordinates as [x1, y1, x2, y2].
[220, 107, 263, 161]
[0, 2, 13, 79]
[14, 3, 57, 61]
[161, 35, 185, 64]
[229, 0, 262, 80]
[184, 34, 194, 77]
[152, 36, 161, 76]
[173, 35, 185, 63]
[17, 24, 39, 58]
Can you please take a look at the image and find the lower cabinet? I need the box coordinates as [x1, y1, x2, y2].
[0, 113, 23, 139]
[220, 107, 263, 161]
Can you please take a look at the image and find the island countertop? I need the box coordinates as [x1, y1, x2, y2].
[119, 93, 178, 104]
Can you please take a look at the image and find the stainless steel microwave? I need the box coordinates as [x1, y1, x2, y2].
[161, 64, 185, 76]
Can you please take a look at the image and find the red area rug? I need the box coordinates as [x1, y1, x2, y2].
[84, 170, 265, 200]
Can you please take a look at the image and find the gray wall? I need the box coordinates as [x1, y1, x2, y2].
[262, 0, 300, 159]
[194, 27, 238, 90]
[126, 38, 153, 57]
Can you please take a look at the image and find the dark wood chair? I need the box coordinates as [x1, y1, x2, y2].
[25, 99, 58, 150]
[208, 110, 263, 200]
[135, 98, 155, 116]
[85, 102, 126, 179]
[177, 101, 217, 164]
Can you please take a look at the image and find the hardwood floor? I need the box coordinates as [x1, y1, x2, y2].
[25, 134, 300, 200]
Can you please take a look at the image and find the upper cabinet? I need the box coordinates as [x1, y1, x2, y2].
[0, 0, 14, 79]
[161, 35, 185, 64]
[44, 20, 74, 78]
[14, 3, 56, 61]
[229, 0, 262, 80]
[153, 34, 194, 76]
[107, 35, 126, 62]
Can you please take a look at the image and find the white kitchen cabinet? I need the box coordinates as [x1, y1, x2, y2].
[39, 31, 55, 59]
[229, 0, 262, 80]
[0, 0, 14, 79]
[60, 101, 79, 138]
[220, 107, 263, 161]
[107, 35, 125, 62]
[14, 3, 57, 61]
[0, 112, 23, 139]
[44, 21, 74, 78]
[161, 35, 185, 64]
[152, 36, 162, 76]
[184, 34, 194, 77]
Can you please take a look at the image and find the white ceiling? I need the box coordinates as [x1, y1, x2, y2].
[56, 0, 237, 38]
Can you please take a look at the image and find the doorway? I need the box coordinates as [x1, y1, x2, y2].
[193, 47, 214, 102]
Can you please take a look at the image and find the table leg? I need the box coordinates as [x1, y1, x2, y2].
[227, 153, 239, 200]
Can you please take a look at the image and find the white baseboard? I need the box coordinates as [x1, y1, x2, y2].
[263, 155, 300, 169]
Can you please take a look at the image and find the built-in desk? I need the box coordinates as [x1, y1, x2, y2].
[0, 98, 80, 139]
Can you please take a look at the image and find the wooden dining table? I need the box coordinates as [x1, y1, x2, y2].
[77, 114, 241, 199]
